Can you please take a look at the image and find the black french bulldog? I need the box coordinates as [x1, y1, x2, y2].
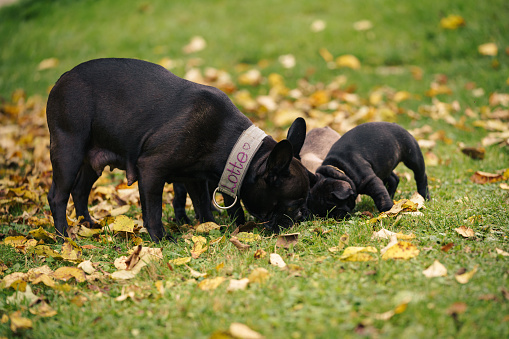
[46, 58, 310, 241]
[172, 117, 310, 226]
[308, 122, 430, 218]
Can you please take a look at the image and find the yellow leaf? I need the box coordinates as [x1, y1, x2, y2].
[248, 268, 270, 284]
[336, 54, 361, 70]
[37, 57, 59, 70]
[191, 235, 208, 259]
[440, 14, 466, 30]
[236, 232, 261, 243]
[77, 226, 102, 238]
[32, 245, 63, 259]
[198, 277, 226, 291]
[496, 248, 509, 256]
[478, 43, 498, 56]
[52, 267, 86, 283]
[455, 225, 475, 238]
[28, 227, 56, 242]
[9, 311, 33, 333]
[422, 260, 448, 278]
[77, 260, 96, 275]
[195, 221, 221, 233]
[30, 274, 56, 288]
[393, 91, 413, 102]
[253, 249, 267, 259]
[339, 246, 378, 262]
[111, 270, 136, 280]
[455, 265, 478, 284]
[319, 47, 334, 62]
[381, 241, 420, 260]
[60, 239, 83, 262]
[229, 322, 265, 339]
[4, 236, 28, 247]
[6, 284, 40, 306]
[168, 257, 192, 266]
[110, 215, 135, 233]
[3, 272, 27, 289]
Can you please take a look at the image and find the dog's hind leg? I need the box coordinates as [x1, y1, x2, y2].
[71, 162, 100, 227]
[172, 183, 191, 224]
[403, 150, 430, 200]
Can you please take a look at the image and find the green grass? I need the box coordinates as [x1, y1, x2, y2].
[1, 0, 509, 338]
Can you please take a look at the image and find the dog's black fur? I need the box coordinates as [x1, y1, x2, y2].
[46, 58, 310, 241]
[308, 122, 430, 218]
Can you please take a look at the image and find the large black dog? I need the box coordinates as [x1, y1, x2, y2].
[308, 122, 430, 218]
[46, 58, 310, 241]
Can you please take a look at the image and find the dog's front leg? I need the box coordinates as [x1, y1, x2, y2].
[363, 176, 394, 212]
[137, 166, 166, 242]
[186, 181, 215, 223]
[224, 196, 245, 225]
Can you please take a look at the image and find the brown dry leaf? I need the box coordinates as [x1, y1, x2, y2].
[198, 277, 226, 291]
[455, 226, 475, 238]
[230, 236, 250, 252]
[441, 243, 455, 252]
[229, 322, 265, 339]
[447, 302, 468, 315]
[382, 241, 420, 260]
[248, 268, 270, 284]
[455, 265, 478, 284]
[422, 260, 448, 278]
[9, 311, 33, 333]
[276, 233, 299, 248]
[227, 278, 250, 292]
[470, 169, 509, 184]
[269, 253, 287, 268]
[461, 146, 485, 160]
[440, 14, 466, 30]
[339, 246, 378, 262]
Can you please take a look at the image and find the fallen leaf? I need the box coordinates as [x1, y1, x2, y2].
[496, 248, 509, 256]
[310, 19, 326, 32]
[110, 270, 136, 280]
[422, 260, 448, 278]
[227, 278, 250, 292]
[478, 42, 498, 56]
[32, 245, 63, 259]
[447, 302, 468, 315]
[28, 227, 56, 242]
[279, 54, 296, 69]
[195, 221, 221, 233]
[461, 146, 485, 160]
[248, 268, 270, 284]
[276, 233, 299, 248]
[77, 260, 96, 274]
[253, 249, 267, 259]
[198, 277, 226, 291]
[168, 257, 192, 265]
[455, 226, 475, 238]
[339, 246, 378, 262]
[6, 284, 41, 306]
[191, 235, 208, 259]
[230, 236, 250, 252]
[236, 232, 261, 243]
[382, 241, 420, 260]
[52, 267, 86, 283]
[9, 311, 33, 333]
[441, 243, 455, 252]
[110, 215, 135, 233]
[336, 54, 361, 69]
[37, 57, 59, 70]
[229, 322, 264, 339]
[186, 265, 207, 278]
[183, 36, 207, 54]
[470, 169, 509, 184]
[353, 19, 373, 31]
[440, 14, 466, 30]
[455, 265, 478, 284]
[269, 253, 287, 268]
[29, 301, 57, 317]
[61, 239, 83, 262]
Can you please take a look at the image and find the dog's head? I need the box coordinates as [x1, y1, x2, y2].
[241, 136, 310, 232]
[307, 166, 357, 219]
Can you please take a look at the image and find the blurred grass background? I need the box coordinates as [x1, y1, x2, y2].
[1, 0, 508, 107]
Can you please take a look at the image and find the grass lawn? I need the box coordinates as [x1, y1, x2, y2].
[1, 0, 508, 338]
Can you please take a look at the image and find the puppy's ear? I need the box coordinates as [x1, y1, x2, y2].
[266, 139, 293, 184]
[286, 117, 306, 159]
[331, 180, 355, 201]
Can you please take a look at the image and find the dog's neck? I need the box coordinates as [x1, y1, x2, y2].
[215, 125, 267, 206]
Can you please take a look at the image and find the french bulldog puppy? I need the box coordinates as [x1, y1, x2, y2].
[299, 126, 340, 173]
[46, 58, 310, 241]
[308, 122, 430, 218]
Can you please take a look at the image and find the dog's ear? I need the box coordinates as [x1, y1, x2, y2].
[266, 139, 293, 185]
[308, 171, 320, 187]
[331, 180, 355, 201]
[286, 117, 306, 159]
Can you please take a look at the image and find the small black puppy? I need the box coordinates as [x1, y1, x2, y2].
[46, 58, 310, 241]
[308, 122, 430, 218]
